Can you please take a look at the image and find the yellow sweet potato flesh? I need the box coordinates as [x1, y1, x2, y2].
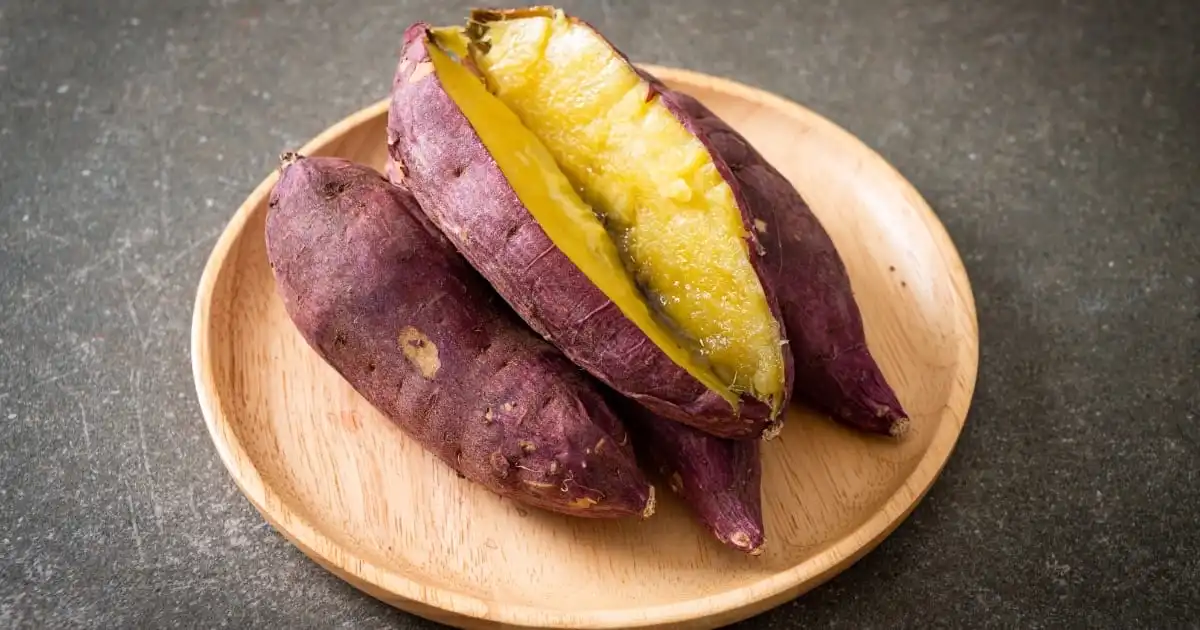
[468, 14, 784, 402]
[427, 43, 736, 406]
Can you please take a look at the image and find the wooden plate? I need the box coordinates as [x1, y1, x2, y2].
[191, 66, 978, 629]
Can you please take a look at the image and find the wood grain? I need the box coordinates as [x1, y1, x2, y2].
[190, 66, 978, 629]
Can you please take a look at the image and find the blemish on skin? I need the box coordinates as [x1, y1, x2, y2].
[398, 326, 440, 378]
[548, 461, 559, 475]
[568, 497, 598, 509]
[593, 437, 607, 454]
[669, 472, 684, 493]
[519, 440, 536, 453]
[398, 57, 413, 75]
[522, 479, 554, 489]
[489, 452, 510, 477]
[502, 402, 514, 412]
[753, 219, 768, 234]
[408, 61, 434, 84]
[483, 407, 494, 424]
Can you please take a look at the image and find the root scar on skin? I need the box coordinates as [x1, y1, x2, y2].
[641, 486, 657, 518]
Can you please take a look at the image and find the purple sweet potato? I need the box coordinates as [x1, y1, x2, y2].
[450, 7, 907, 436]
[621, 401, 765, 555]
[649, 86, 911, 437]
[386, 23, 792, 440]
[265, 154, 654, 518]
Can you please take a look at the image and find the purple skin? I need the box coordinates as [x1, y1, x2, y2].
[265, 154, 654, 518]
[619, 400, 764, 555]
[647, 86, 911, 438]
[386, 23, 781, 440]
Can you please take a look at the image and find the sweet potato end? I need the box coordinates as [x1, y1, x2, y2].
[727, 530, 765, 555]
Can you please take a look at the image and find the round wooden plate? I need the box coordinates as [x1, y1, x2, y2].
[191, 66, 978, 629]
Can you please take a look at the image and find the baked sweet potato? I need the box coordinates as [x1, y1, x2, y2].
[387, 22, 793, 440]
[458, 8, 909, 437]
[648, 84, 911, 437]
[621, 401, 764, 555]
[265, 154, 655, 518]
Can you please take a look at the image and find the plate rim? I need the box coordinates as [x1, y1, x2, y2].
[191, 65, 979, 629]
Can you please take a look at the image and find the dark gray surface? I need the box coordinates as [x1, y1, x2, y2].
[1, 0, 1197, 627]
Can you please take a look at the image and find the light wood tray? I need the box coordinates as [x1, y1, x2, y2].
[191, 66, 978, 629]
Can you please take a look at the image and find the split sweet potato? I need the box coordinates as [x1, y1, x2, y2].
[647, 82, 911, 437]
[387, 22, 793, 440]
[458, 7, 909, 437]
[265, 154, 655, 518]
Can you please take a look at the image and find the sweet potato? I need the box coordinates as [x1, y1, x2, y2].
[457, 8, 908, 437]
[387, 23, 792, 440]
[647, 84, 911, 437]
[265, 154, 655, 518]
[621, 401, 764, 555]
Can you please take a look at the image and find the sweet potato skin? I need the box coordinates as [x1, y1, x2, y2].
[646, 81, 911, 437]
[621, 401, 764, 555]
[385, 23, 776, 439]
[265, 154, 653, 518]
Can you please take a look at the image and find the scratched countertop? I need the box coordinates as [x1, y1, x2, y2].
[1, 0, 1198, 628]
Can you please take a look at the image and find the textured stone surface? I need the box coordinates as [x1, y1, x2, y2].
[1, 0, 1197, 628]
